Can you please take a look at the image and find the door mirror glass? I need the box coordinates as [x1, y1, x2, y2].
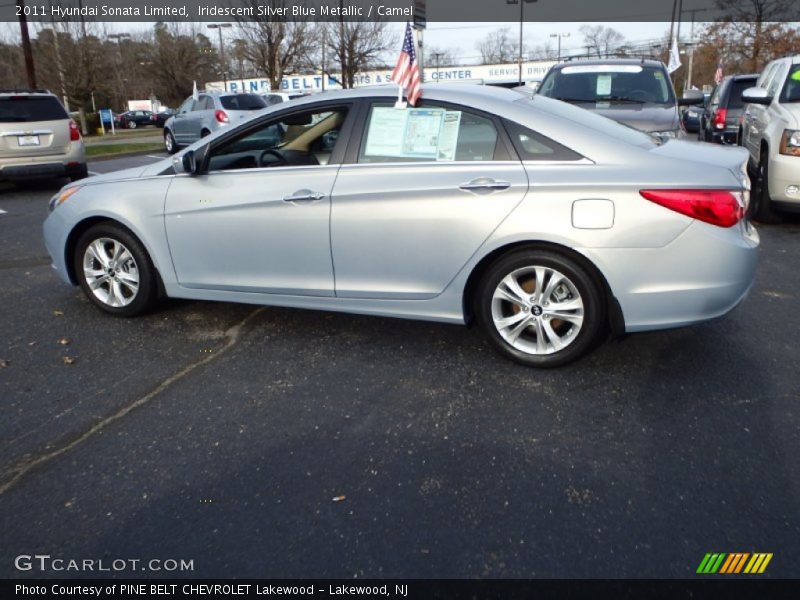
[179, 150, 195, 175]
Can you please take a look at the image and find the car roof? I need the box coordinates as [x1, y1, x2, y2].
[552, 58, 666, 69]
[0, 89, 57, 97]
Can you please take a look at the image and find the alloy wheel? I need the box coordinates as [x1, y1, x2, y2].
[82, 238, 140, 308]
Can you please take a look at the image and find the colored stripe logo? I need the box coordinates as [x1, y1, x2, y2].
[697, 553, 773, 574]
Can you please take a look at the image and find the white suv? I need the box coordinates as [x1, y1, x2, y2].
[741, 55, 800, 222]
[0, 90, 87, 182]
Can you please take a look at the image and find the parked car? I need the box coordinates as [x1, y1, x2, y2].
[43, 84, 757, 367]
[153, 109, 177, 128]
[118, 110, 156, 129]
[681, 103, 704, 133]
[700, 74, 758, 144]
[536, 58, 704, 137]
[261, 92, 309, 106]
[0, 89, 87, 181]
[163, 91, 267, 154]
[740, 55, 800, 222]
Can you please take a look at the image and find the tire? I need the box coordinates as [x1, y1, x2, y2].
[73, 223, 159, 317]
[164, 130, 178, 154]
[128, 121, 137, 129]
[475, 249, 606, 368]
[749, 151, 783, 224]
[69, 164, 89, 182]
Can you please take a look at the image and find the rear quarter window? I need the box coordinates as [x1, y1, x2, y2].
[0, 96, 68, 122]
[221, 95, 268, 111]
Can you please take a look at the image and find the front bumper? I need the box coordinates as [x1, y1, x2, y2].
[43, 208, 74, 285]
[580, 219, 759, 332]
[768, 153, 800, 204]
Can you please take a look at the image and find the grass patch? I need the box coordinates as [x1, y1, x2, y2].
[85, 143, 164, 158]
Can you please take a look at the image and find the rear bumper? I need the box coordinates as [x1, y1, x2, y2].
[0, 144, 86, 180]
[579, 220, 759, 332]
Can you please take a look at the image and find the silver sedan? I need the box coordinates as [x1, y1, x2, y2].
[43, 85, 758, 367]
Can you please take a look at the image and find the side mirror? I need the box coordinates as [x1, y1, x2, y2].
[181, 150, 196, 174]
[678, 89, 705, 106]
[741, 86, 772, 105]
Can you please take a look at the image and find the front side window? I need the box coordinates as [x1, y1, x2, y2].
[220, 94, 267, 111]
[780, 65, 800, 103]
[358, 103, 499, 163]
[207, 106, 349, 172]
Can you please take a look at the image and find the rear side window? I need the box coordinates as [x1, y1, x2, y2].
[263, 95, 284, 106]
[504, 121, 583, 161]
[221, 94, 267, 111]
[358, 103, 499, 163]
[728, 79, 756, 109]
[0, 96, 68, 122]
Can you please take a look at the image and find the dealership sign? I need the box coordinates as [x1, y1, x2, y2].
[206, 61, 557, 94]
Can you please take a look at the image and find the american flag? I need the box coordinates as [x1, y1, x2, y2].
[714, 59, 724, 85]
[391, 22, 422, 106]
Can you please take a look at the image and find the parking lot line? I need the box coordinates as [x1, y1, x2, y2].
[0, 209, 7, 215]
[146, 155, 165, 159]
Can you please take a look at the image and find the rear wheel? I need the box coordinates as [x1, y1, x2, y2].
[128, 121, 137, 129]
[750, 151, 782, 224]
[476, 249, 606, 368]
[74, 223, 158, 317]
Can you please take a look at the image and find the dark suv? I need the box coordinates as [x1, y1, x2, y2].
[537, 58, 704, 138]
[700, 74, 758, 144]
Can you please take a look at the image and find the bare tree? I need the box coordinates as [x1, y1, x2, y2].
[234, 1, 315, 91]
[714, 0, 797, 71]
[425, 45, 456, 67]
[476, 27, 518, 64]
[323, 20, 393, 89]
[528, 41, 557, 61]
[148, 23, 219, 106]
[579, 25, 625, 58]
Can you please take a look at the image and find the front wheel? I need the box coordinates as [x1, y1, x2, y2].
[749, 152, 782, 224]
[164, 130, 178, 154]
[128, 121, 137, 129]
[476, 250, 606, 368]
[74, 223, 158, 317]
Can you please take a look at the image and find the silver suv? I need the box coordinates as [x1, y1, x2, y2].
[537, 58, 704, 138]
[0, 90, 87, 181]
[740, 55, 800, 222]
[163, 91, 268, 154]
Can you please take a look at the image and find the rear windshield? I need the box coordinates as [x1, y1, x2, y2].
[539, 64, 675, 105]
[728, 79, 757, 109]
[220, 94, 267, 111]
[0, 96, 68, 122]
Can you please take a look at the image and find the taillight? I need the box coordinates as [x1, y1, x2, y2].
[713, 108, 727, 130]
[69, 120, 81, 141]
[640, 189, 744, 228]
[214, 109, 229, 124]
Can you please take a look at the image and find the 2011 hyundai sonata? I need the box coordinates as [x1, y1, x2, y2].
[43, 84, 758, 367]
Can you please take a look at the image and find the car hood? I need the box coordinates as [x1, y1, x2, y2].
[571, 102, 680, 133]
[650, 139, 749, 178]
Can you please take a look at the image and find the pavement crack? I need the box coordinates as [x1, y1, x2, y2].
[0, 307, 265, 496]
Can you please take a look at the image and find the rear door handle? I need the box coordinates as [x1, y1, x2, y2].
[283, 190, 326, 203]
[459, 178, 511, 193]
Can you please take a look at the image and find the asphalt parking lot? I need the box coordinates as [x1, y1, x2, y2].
[1, 153, 799, 579]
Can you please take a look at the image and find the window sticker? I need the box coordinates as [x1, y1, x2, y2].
[596, 75, 612, 96]
[436, 111, 462, 161]
[364, 107, 451, 159]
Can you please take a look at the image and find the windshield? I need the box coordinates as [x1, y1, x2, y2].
[0, 96, 68, 122]
[539, 64, 675, 105]
[220, 94, 268, 111]
[780, 65, 800, 103]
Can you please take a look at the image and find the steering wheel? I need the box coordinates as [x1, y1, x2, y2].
[627, 89, 651, 102]
[259, 149, 289, 168]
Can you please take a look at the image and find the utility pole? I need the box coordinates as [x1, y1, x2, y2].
[17, 0, 37, 89]
[506, 0, 539, 86]
[207, 24, 232, 91]
[549, 32, 570, 62]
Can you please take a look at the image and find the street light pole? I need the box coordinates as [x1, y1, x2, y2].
[207, 23, 232, 91]
[549, 32, 570, 62]
[506, 0, 537, 86]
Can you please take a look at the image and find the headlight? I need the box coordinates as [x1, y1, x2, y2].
[780, 130, 800, 156]
[48, 186, 81, 212]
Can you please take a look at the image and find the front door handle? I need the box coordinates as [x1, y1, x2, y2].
[283, 190, 326, 203]
[459, 178, 511, 193]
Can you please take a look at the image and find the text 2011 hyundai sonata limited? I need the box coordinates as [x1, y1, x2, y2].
[43, 85, 758, 367]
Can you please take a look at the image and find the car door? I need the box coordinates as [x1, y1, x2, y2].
[744, 62, 779, 156]
[164, 102, 355, 296]
[329, 100, 529, 300]
[172, 98, 195, 143]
